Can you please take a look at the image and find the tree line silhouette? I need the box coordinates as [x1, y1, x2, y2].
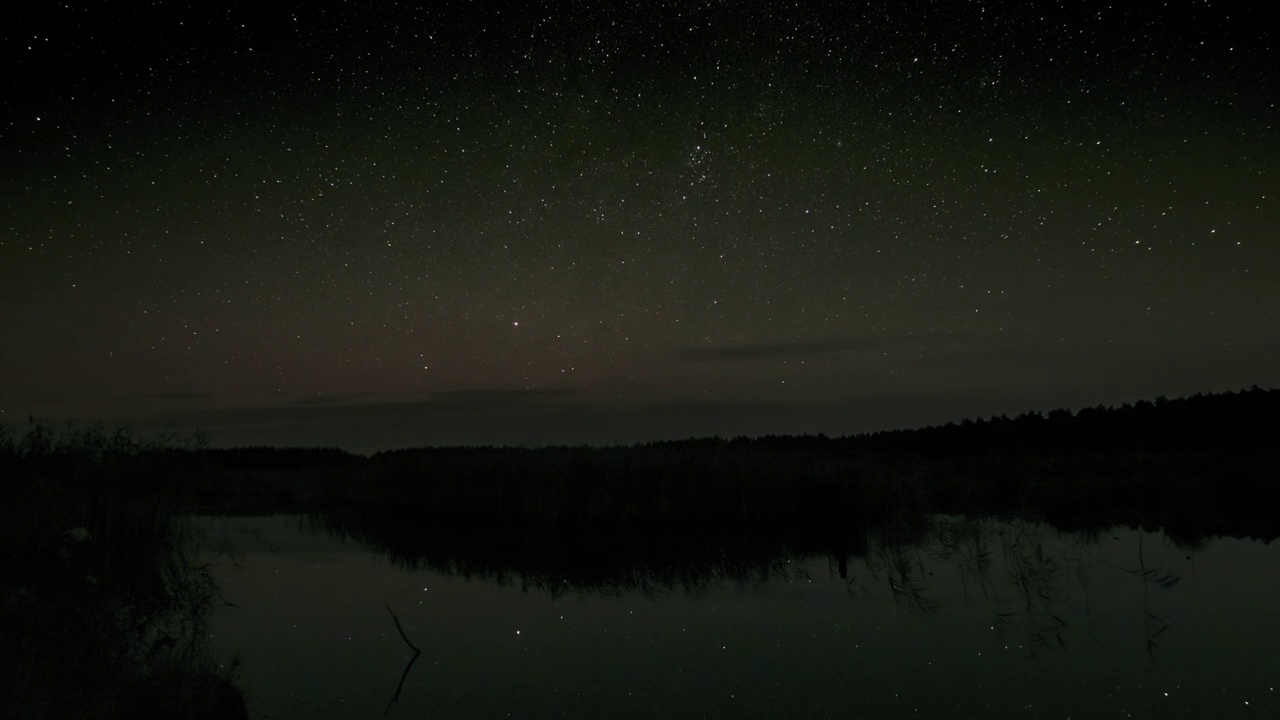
[840, 386, 1279, 458]
[181, 386, 1279, 470]
[5, 387, 1277, 533]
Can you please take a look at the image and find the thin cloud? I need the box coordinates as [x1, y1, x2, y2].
[680, 333, 972, 362]
[115, 392, 215, 401]
[149, 387, 580, 428]
[418, 388, 579, 412]
[428, 388, 576, 402]
[291, 392, 376, 407]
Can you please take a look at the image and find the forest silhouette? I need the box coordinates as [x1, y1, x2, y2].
[145, 386, 1277, 534]
[7, 387, 1274, 538]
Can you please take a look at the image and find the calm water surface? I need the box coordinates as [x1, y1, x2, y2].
[199, 515, 1278, 719]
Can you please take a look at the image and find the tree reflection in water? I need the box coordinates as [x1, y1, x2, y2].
[308, 509, 1206, 666]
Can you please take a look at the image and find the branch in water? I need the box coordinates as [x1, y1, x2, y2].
[385, 601, 421, 653]
[384, 602, 423, 716]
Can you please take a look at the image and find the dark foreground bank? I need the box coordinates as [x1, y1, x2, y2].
[1, 426, 247, 720]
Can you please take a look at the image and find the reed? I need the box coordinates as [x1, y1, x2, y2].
[1, 422, 246, 720]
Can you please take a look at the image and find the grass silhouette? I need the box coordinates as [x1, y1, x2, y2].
[1, 422, 246, 719]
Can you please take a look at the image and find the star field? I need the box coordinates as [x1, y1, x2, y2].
[2, 2, 1276, 450]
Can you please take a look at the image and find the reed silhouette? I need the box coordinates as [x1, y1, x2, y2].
[1, 423, 246, 719]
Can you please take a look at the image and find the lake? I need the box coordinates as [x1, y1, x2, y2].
[199, 514, 1278, 719]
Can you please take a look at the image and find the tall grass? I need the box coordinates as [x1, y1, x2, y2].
[1, 421, 245, 720]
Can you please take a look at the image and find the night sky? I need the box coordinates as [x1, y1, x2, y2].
[3, 1, 1276, 452]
